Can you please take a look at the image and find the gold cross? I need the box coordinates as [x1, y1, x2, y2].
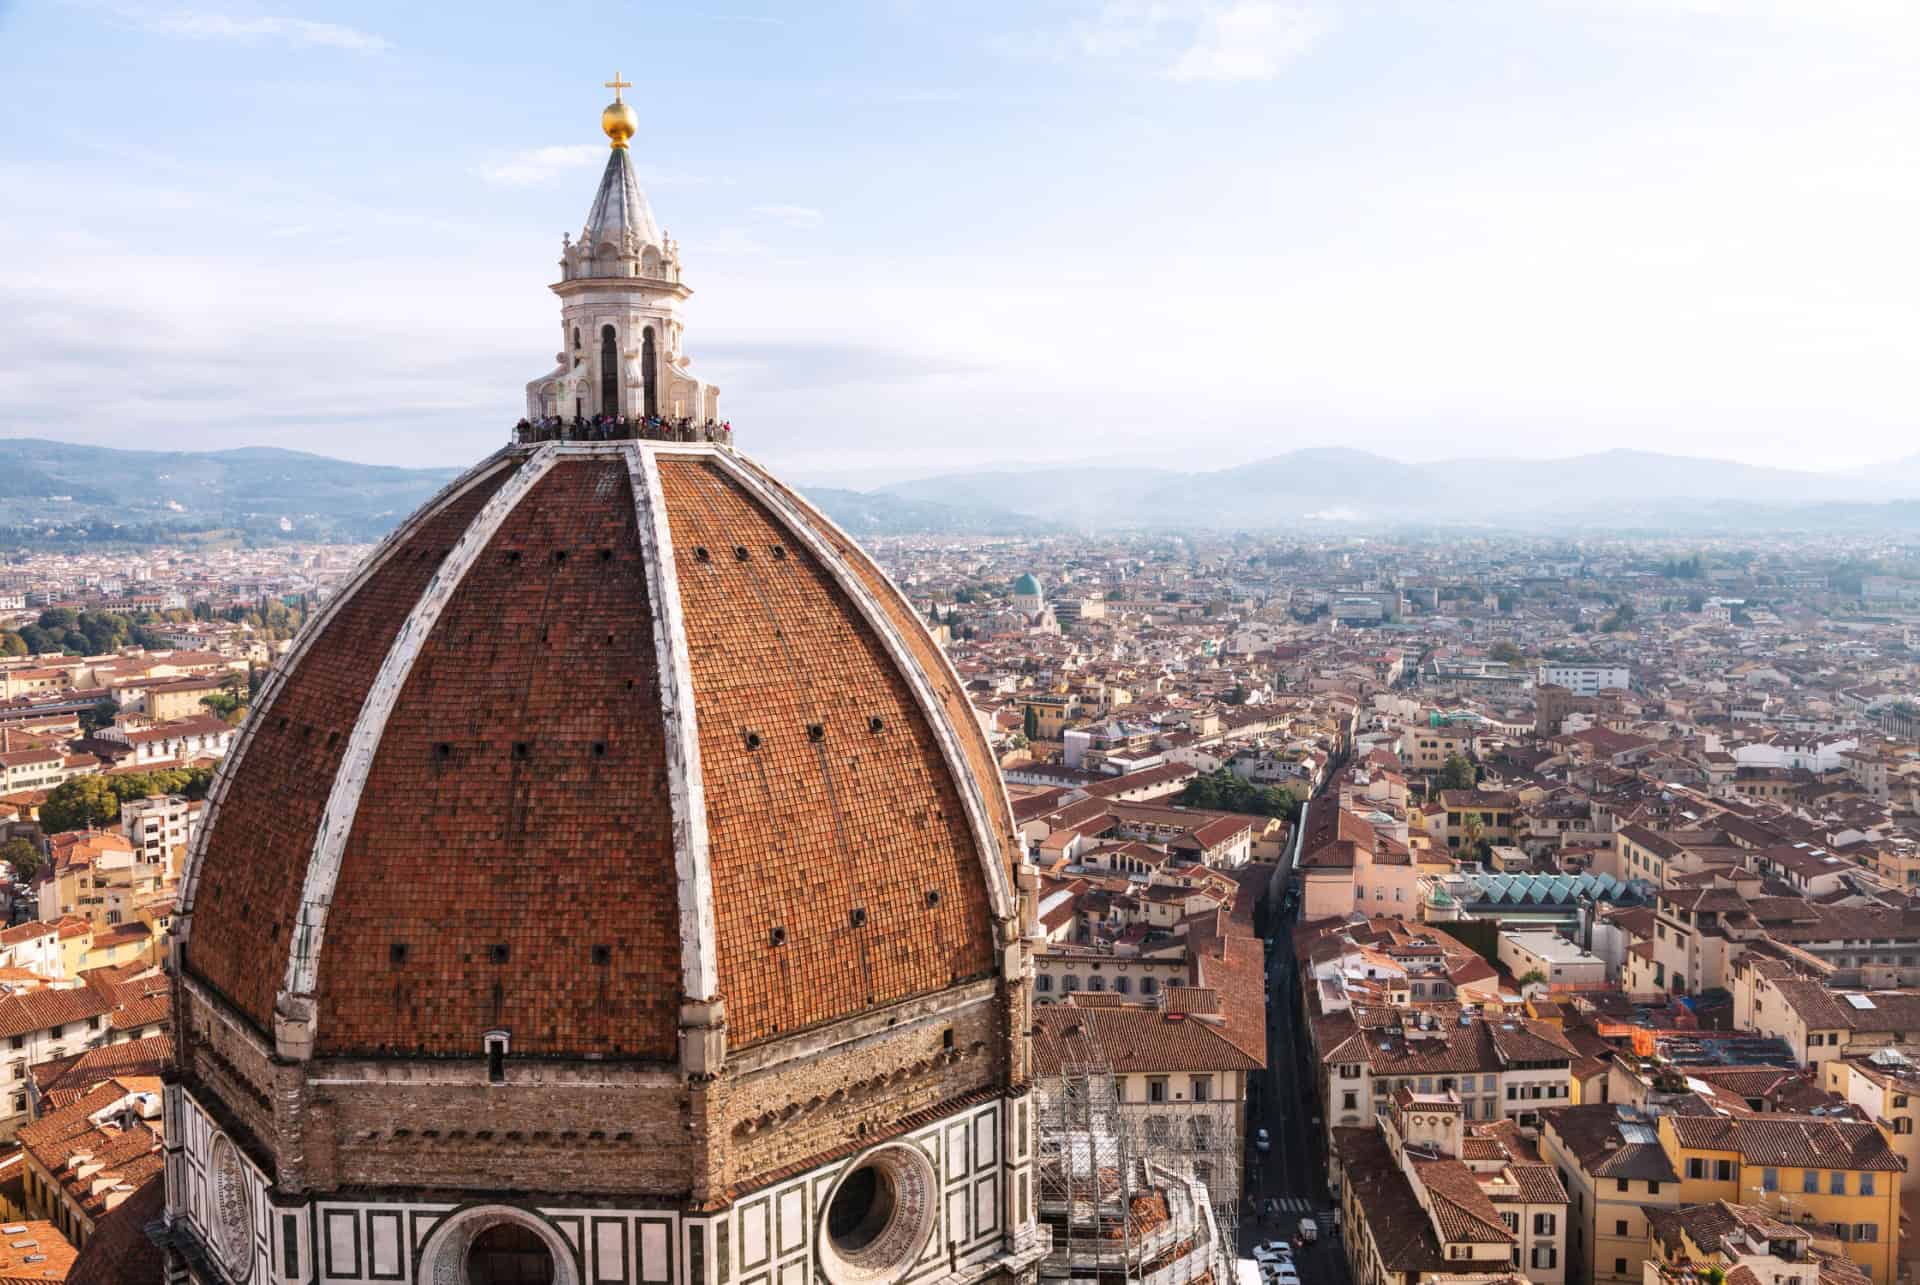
[604, 72, 631, 103]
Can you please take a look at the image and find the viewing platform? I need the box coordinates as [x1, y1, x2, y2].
[513, 417, 734, 447]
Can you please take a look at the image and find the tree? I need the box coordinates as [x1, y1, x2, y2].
[1436, 754, 1476, 791]
[1022, 704, 1040, 741]
[1496, 590, 1518, 615]
[1460, 813, 1487, 860]
[200, 678, 248, 723]
[1178, 769, 1301, 823]
[39, 775, 123, 832]
[0, 837, 41, 882]
[38, 766, 216, 833]
[1488, 641, 1525, 665]
[0, 631, 25, 657]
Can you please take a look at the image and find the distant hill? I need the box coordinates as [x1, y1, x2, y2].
[0, 438, 463, 542]
[881, 446, 1920, 531]
[10, 435, 1920, 543]
[0, 438, 1058, 545]
[802, 487, 1062, 537]
[883, 467, 1170, 530]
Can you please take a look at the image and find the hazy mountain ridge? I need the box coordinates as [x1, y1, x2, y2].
[6, 438, 1920, 542]
[0, 439, 1054, 542]
[882, 446, 1920, 531]
[801, 488, 1062, 537]
[0, 438, 465, 541]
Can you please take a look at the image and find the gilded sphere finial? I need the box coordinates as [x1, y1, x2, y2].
[602, 100, 638, 148]
[602, 71, 636, 149]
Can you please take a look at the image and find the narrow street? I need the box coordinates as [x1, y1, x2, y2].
[1238, 763, 1353, 1285]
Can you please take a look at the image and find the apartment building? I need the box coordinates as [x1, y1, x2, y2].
[1335, 1089, 1569, 1285]
[1539, 1104, 1682, 1285]
[1033, 1002, 1261, 1212]
[1538, 663, 1631, 695]
[17, 1078, 162, 1253]
[1646, 1203, 1856, 1285]
[1318, 1013, 1577, 1186]
[119, 793, 200, 871]
[0, 987, 115, 1140]
[1658, 1113, 1901, 1283]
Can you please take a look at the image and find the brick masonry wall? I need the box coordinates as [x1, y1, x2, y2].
[703, 992, 1006, 1196]
[177, 985, 283, 1181]
[182, 969, 1024, 1208]
[313, 1075, 696, 1197]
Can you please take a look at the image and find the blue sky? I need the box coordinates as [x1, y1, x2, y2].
[1, 1, 1916, 484]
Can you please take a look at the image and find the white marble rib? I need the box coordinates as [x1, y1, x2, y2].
[708, 451, 1017, 923]
[626, 444, 720, 1003]
[278, 447, 562, 1006]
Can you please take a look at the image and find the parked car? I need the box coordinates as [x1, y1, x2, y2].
[1253, 1128, 1271, 1152]
[1252, 1241, 1292, 1265]
[1267, 1263, 1301, 1285]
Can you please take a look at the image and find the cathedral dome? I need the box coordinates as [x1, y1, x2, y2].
[164, 93, 1043, 1285]
[179, 442, 1020, 1062]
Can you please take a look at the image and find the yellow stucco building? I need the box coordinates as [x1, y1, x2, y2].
[1657, 1113, 1901, 1283]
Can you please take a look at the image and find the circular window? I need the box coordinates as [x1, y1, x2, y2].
[818, 1144, 938, 1285]
[467, 1223, 555, 1285]
[209, 1134, 254, 1283]
[829, 1166, 896, 1251]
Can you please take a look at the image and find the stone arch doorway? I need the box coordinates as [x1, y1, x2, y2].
[417, 1205, 580, 1285]
[468, 1223, 554, 1284]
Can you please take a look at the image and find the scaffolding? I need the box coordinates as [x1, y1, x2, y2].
[1036, 1042, 1238, 1285]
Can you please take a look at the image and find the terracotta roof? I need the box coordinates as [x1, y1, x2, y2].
[1333, 1017, 1574, 1076]
[1414, 1159, 1515, 1244]
[30, 1034, 172, 1110]
[0, 987, 110, 1042]
[1032, 1005, 1262, 1076]
[1540, 1105, 1678, 1181]
[1331, 1128, 1462, 1271]
[1646, 1200, 1808, 1261]
[106, 992, 168, 1032]
[1507, 1163, 1569, 1204]
[186, 448, 1014, 1060]
[66, 1171, 161, 1285]
[0, 922, 57, 948]
[17, 1079, 163, 1229]
[0, 1218, 77, 1282]
[1665, 1114, 1905, 1171]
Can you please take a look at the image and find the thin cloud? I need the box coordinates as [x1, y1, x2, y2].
[477, 144, 606, 187]
[995, 1, 1327, 81]
[1169, 3, 1327, 82]
[134, 9, 391, 52]
[753, 204, 825, 228]
[478, 147, 719, 189]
